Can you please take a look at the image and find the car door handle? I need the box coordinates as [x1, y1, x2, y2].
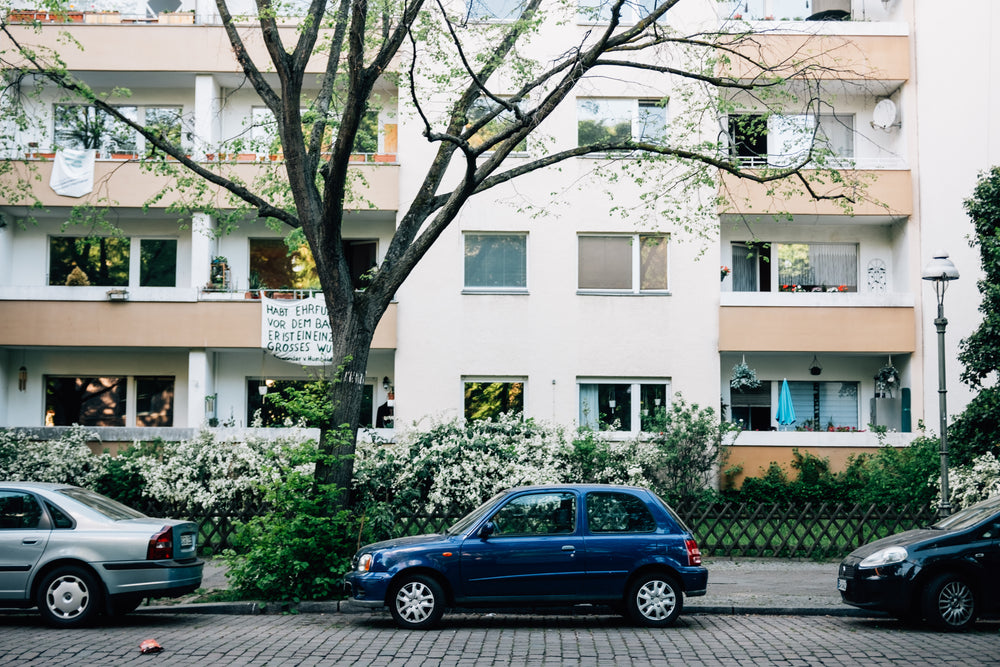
[561, 545, 575, 552]
[22, 539, 38, 545]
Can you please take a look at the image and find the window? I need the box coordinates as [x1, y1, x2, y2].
[465, 380, 525, 421]
[54, 104, 184, 158]
[464, 233, 527, 290]
[491, 492, 576, 536]
[729, 113, 854, 167]
[0, 492, 43, 530]
[468, 0, 525, 20]
[135, 376, 175, 427]
[577, 99, 666, 147]
[579, 380, 670, 432]
[587, 491, 656, 533]
[578, 234, 668, 293]
[778, 243, 857, 292]
[731, 242, 857, 293]
[49, 236, 177, 287]
[466, 97, 527, 152]
[343, 240, 378, 290]
[142, 107, 184, 158]
[730, 380, 772, 430]
[789, 381, 859, 431]
[249, 238, 320, 291]
[577, 0, 664, 23]
[248, 379, 375, 428]
[736, 0, 827, 21]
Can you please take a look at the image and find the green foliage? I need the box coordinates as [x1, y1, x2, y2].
[223, 437, 358, 602]
[959, 166, 1000, 389]
[0, 426, 105, 487]
[949, 388, 1000, 467]
[91, 439, 164, 507]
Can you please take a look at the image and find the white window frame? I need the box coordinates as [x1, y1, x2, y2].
[577, 233, 670, 295]
[577, 98, 668, 150]
[729, 112, 855, 168]
[463, 232, 529, 293]
[578, 378, 672, 435]
[463, 376, 527, 420]
[468, 0, 525, 21]
[577, 0, 667, 24]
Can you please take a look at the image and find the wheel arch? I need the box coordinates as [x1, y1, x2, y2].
[30, 558, 107, 603]
[622, 563, 682, 601]
[385, 567, 454, 606]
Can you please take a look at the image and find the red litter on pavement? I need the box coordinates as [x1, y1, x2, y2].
[139, 639, 163, 654]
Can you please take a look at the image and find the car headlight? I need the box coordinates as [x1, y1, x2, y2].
[859, 546, 907, 568]
[357, 553, 373, 572]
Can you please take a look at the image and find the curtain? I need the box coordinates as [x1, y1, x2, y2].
[579, 384, 599, 429]
[731, 243, 758, 292]
[810, 243, 857, 288]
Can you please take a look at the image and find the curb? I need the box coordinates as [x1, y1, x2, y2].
[136, 601, 879, 618]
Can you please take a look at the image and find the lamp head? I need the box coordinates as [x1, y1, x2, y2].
[921, 251, 959, 282]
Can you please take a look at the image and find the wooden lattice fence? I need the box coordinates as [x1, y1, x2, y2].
[143, 501, 937, 559]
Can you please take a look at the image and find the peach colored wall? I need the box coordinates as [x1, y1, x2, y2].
[719, 306, 915, 352]
[725, 445, 883, 489]
[0, 301, 397, 349]
[724, 35, 910, 81]
[719, 170, 912, 217]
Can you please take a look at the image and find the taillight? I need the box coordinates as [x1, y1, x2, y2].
[147, 526, 173, 560]
[685, 539, 702, 566]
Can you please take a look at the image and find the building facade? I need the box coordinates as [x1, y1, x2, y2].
[0, 0, 994, 483]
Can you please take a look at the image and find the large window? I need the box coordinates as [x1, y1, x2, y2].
[578, 234, 668, 293]
[464, 233, 527, 290]
[578, 99, 666, 147]
[466, 97, 527, 152]
[248, 379, 375, 428]
[44, 376, 174, 427]
[731, 241, 857, 293]
[251, 106, 379, 156]
[49, 237, 177, 287]
[465, 380, 525, 421]
[249, 238, 320, 291]
[579, 380, 670, 432]
[728, 113, 854, 167]
[577, 0, 665, 23]
[468, 0, 525, 22]
[789, 381, 859, 431]
[54, 104, 183, 158]
[730, 380, 772, 430]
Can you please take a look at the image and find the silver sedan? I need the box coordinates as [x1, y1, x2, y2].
[0, 481, 203, 627]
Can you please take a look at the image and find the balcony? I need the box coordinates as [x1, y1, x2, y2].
[5, 157, 399, 211]
[0, 300, 397, 350]
[719, 301, 914, 353]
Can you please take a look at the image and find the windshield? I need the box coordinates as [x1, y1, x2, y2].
[445, 491, 507, 536]
[933, 495, 1000, 531]
[58, 487, 147, 521]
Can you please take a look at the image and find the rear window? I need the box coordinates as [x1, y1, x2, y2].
[58, 487, 147, 521]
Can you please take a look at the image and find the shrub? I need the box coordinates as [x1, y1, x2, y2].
[0, 426, 107, 487]
[943, 452, 1000, 510]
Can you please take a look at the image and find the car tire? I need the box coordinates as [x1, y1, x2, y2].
[389, 574, 446, 630]
[921, 572, 977, 631]
[36, 565, 102, 628]
[626, 572, 683, 627]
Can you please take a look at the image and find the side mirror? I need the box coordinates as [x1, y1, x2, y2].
[479, 521, 496, 540]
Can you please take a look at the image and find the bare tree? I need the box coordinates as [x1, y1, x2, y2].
[0, 0, 871, 495]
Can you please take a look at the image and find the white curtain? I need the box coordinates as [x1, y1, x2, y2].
[810, 243, 857, 288]
[579, 384, 599, 429]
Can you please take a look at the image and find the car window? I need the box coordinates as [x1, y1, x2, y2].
[45, 501, 75, 529]
[57, 486, 146, 521]
[491, 492, 576, 536]
[933, 495, 1000, 532]
[446, 491, 507, 535]
[586, 491, 656, 533]
[0, 491, 44, 529]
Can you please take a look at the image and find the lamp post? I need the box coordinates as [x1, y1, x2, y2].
[921, 251, 960, 518]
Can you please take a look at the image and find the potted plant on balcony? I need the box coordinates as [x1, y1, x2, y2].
[246, 271, 265, 299]
[730, 357, 761, 392]
[874, 360, 900, 398]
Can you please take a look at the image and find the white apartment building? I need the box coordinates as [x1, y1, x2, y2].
[0, 0, 994, 484]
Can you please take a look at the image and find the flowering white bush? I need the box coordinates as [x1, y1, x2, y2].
[943, 452, 1000, 510]
[0, 426, 107, 487]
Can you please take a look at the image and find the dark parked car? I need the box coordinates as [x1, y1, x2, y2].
[0, 482, 203, 627]
[838, 494, 1000, 630]
[344, 484, 707, 629]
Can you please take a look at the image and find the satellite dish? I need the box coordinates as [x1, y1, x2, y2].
[872, 99, 898, 129]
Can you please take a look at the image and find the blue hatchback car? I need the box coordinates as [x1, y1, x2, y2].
[344, 484, 707, 628]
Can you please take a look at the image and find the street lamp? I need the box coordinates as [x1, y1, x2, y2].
[922, 251, 960, 518]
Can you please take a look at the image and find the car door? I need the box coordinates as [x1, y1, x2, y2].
[459, 491, 585, 600]
[0, 491, 50, 599]
[582, 490, 662, 597]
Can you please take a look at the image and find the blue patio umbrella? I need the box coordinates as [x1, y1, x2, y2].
[776, 378, 796, 430]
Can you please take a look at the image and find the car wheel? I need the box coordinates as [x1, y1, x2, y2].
[922, 572, 977, 631]
[36, 566, 102, 628]
[626, 572, 682, 627]
[389, 574, 445, 630]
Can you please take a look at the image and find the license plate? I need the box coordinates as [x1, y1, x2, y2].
[180, 533, 194, 549]
[837, 578, 847, 592]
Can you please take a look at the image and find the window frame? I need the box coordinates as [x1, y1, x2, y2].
[43, 375, 174, 427]
[578, 378, 672, 434]
[48, 235, 178, 288]
[463, 377, 526, 421]
[463, 232, 529, 293]
[576, 0, 667, 24]
[467, 0, 525, 21]
[728, 112, 855, 168]
[577, 98, 668, 150]
[577, 233, 670, 295]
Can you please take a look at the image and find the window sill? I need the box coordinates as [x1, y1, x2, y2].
[463, 288, 529, 295]
[577, 290, 671, 297]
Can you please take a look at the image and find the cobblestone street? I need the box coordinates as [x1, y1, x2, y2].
[2, 611, 998, 666]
